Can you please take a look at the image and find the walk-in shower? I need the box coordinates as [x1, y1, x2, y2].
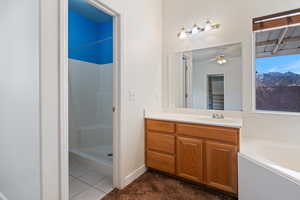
[69, 59, 113, 176]
[68, 1, 114, 198]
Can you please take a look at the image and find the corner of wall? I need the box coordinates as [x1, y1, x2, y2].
[120, 165, 147, 189]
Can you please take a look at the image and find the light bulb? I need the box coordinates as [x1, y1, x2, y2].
[178, 28, 187, 39]
[192, 24, 199, 35]
[204, 20, 213, 31]
[216, 55, 226, 65]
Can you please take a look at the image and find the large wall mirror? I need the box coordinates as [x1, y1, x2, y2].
[168, 43, 242, 111]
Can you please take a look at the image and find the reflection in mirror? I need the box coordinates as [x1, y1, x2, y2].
[169, 43, 242, 111]
[207, 74, 224, 110]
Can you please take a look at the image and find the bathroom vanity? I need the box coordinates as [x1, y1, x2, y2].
[145, 113, 241, 194]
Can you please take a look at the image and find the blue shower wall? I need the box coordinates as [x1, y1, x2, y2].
[97, 21, 113, 64]
[68, 10, 113, 64]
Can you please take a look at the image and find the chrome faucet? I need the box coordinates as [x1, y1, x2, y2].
[212, 113, 224, 119]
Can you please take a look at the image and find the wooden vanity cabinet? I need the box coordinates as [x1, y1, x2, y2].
[145, 120, 176, 174]
[145, 119, 239, 194]
[205, 141, 238, 193]
[176, 136, 204, 183]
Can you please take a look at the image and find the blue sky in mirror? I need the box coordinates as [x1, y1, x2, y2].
[256, 54, 300, 74]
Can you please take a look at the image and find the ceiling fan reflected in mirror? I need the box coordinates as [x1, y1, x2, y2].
[207, 55, 227, 65]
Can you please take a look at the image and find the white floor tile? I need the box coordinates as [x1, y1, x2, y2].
[69, 157, 79, 166]
[69, 176, 75, 183]
[78, 170, 105, 186]
[94, 178, 114, 193]
[69, 178, 90, 198]
[70, 163, 90, 178]
[71, 188, 106, 200]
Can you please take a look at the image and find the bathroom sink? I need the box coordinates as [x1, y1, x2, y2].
[199, 118, 238, 124]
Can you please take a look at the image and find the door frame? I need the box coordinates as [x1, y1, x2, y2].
[182, 53, 193, 108]
[59, 0, 123, 199]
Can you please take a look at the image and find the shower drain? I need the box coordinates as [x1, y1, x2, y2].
[107, 153, 113, 157]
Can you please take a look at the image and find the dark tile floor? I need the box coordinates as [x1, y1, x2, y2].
[102, 171, 237, 200]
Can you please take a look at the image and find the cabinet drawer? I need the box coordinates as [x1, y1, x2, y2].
[177, 123, 238, 144]
[147, 132, 175, 154]
[146, 120, 175, 133]
[147, 150, 175, 174]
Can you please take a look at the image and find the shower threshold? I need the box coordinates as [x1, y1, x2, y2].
[70, 145, 113, 177]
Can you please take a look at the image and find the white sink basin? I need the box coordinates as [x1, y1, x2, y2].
[197, 118, 238, 124]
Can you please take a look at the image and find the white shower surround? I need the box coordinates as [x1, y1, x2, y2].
[0, 193, 8, 200]
[69, 59, 113, 150]
[69, 58, 114, 179]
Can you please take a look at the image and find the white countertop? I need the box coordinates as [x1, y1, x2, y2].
[145, 112, 243, 128]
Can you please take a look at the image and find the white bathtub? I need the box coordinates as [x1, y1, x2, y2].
[239, 138, 300, 200]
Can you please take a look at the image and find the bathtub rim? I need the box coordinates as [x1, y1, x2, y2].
[238, 152, 300, 186]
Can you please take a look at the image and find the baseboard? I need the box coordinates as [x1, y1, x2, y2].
[0, 192, 8, 200]
[121, 165, 147, 189]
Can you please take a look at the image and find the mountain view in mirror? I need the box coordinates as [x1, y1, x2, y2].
[169, 43, 242, 111]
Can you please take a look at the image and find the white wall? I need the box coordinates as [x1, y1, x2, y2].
[162, 0, 300, 144]
[192, 58, 242, 110]
[69, 59, 113, 149]
[97, 0, 162, 187]
[40, 0, 61, 198]
[0, 1, 40, 200]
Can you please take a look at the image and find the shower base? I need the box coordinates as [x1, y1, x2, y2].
[70, 145, 113, 177]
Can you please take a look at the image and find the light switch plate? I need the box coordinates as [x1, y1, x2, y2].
[128, 90, 136, 102]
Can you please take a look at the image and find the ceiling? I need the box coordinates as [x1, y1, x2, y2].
[69, 0, 112, 23]
[190, 43, 242, 63]
[256, 25, 300, 58]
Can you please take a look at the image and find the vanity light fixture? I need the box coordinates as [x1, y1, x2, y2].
[178, 27, 188, 39]
[178, 20, 220, 39]
[192, 24, 200, 35]
[204, 20, 213, 31]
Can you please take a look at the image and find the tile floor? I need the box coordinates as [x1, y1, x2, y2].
[69, 157, 114, 200]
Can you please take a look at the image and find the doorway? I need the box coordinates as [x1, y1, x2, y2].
[207, 74, 224, 110]
[60, 0, 121, 199]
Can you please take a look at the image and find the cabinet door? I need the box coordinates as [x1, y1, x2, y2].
[205, 141, 238, 193]
[176, 137, 204, 183]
